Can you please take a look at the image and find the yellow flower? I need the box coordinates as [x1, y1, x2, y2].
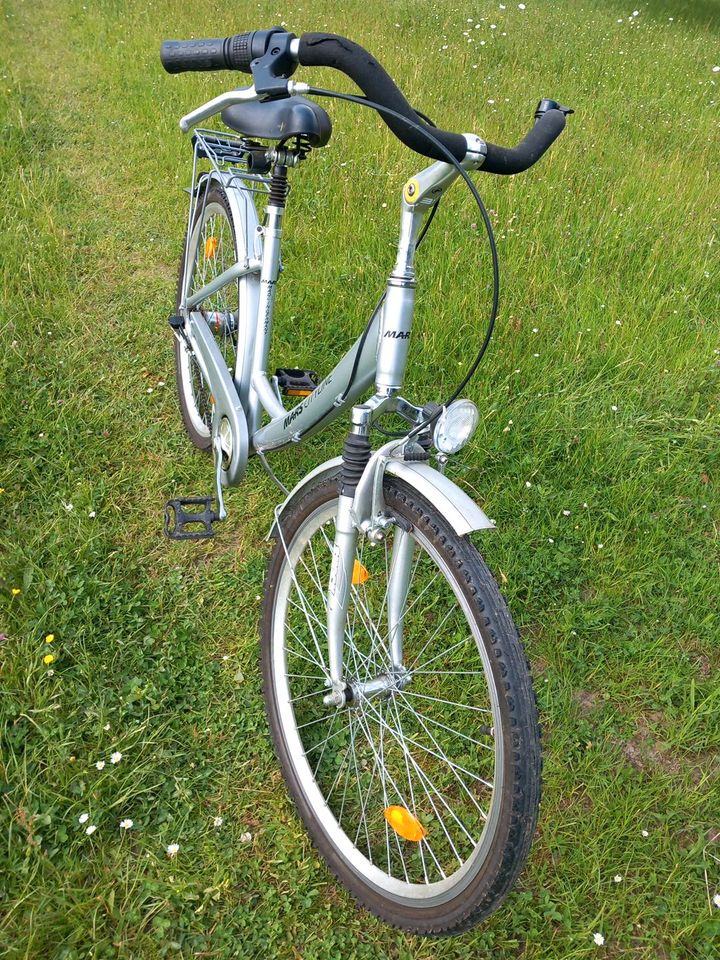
[45, 633, 55, 643]
[11, 588, 21, 596]
[43, 653, 55, 665]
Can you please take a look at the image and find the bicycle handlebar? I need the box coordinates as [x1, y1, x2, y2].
[160, 28, 572, 172]
[160, 29, 285, 74]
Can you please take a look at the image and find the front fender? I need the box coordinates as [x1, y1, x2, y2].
[268, 455, 494, 540]
[385, 460, 495, 536]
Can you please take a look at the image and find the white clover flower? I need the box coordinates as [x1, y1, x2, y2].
[95, 760, 105, 770]
[213, 816, 224, 828]
[593, 932, 605, 946]
[85, 824, 97, 835]
[597, 543, 604, 549]
[525, 481, 532, 488]
[166, 843, 180, 857]
[548, 538, 555, 544]
[632, 10, 640, 16]
[110, 751, 122, 764]
[103, 723, 110, 731]
[63, 502, 74, 512]
[120, 819, 134, 830]
[713, 66, 720, 73]
[518, 2, 526, 8]
[78, 813, 89, 824]
[614, 874, 623, 883]
[611, 405, 619, 412]
[240, 832, 253, 843]
[641, 829, 649, 837]
[89, 510, 96, 518]
[713, 893, 720, 908]
[563, 510, 571, 516]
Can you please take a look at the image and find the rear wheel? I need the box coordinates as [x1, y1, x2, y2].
[262, 476, 541, 935]
[174, 186, 239, 450]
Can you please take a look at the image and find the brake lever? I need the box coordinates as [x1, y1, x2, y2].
[179, 86, 259, 133]
[178, 80, 312, 133]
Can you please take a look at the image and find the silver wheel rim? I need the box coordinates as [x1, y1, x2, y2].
[179, 201, 239, 439]
[271, 498, 505, 906]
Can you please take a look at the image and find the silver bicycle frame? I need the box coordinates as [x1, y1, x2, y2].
[179, 123, 485, 459]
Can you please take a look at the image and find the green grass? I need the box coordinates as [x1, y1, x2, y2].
[1, 0, 719, 956]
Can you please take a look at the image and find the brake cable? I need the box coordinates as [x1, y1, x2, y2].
[298, 85, 500, 443]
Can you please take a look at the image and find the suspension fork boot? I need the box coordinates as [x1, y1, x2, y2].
[340, 431, 371, 497]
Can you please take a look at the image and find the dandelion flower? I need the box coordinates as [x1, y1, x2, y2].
[95, 760, 105, 770]
[85, 824, 97, 836]
[79, 813, 89, 824]
[593, 932, 605, 946]
[614, 874, 623, 883]
[45, 633, 55, 643]
[110, 751, 122, 764]
[43, 653, 55, 665]
[11, 588, 21, 596]
[120, 819, 134, 830]
[213, 816, 224, 828]
[166, 843, 180, 857]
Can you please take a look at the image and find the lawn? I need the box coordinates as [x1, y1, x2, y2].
[1, 0, 718, 957]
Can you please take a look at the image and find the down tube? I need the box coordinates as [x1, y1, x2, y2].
[252, 307, 380, 453]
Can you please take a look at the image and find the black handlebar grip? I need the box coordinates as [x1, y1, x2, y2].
[160, 34, 254, 74]
[482, 108, 567, 175]
[298, 32, 468, 163]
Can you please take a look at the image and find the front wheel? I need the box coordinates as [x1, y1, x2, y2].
[262, 476, 541, 935]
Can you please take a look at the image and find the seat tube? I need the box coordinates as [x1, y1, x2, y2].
[252, 166, 287, 389]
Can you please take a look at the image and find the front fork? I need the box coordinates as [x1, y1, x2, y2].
[324, 414, 416, 707]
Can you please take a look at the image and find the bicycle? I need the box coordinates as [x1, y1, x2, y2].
[159, 27, 571, 936]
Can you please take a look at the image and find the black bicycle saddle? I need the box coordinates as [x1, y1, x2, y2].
[221, 95, 332, 147]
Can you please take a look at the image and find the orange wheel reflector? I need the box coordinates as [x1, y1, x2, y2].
[352, 560, 370, 585]
[204, 236, 219, 259]
[383, 806, 427, 842]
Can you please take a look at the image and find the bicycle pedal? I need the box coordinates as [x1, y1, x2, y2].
[275, 367, 319, 398]
[164, 497, 219, 540]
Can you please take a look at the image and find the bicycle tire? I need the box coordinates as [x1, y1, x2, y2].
[174, 185, 240, 450]
[261, 475, 541, 935]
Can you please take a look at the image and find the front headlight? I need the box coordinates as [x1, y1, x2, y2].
[433, 400, 479, 455]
